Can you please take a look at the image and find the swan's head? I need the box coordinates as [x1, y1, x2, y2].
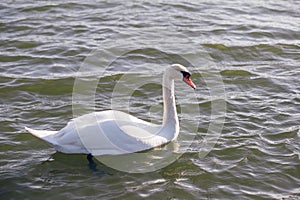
[169, 64, 196, 89]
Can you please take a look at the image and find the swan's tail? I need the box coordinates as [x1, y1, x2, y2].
[25, 126, 89, 154]
[25, 127, 58, 145]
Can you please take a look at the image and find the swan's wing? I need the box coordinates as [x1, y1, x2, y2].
[71, 110, 167, 155]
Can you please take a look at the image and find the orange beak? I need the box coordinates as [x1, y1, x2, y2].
[183, 76, 196, 89]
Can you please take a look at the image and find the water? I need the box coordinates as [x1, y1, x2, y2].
[1, 0, 300, 199]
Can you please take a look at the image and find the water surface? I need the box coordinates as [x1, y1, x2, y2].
[0, 0, 300, 199]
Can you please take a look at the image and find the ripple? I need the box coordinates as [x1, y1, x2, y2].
[220, 69, 253, 77]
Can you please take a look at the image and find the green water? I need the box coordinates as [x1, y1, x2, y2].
[1, 1, 300, 199]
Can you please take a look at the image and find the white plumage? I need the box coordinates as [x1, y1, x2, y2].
[25, 64, 196, 156]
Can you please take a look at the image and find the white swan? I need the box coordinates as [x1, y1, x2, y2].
[25, 64, 196, 156]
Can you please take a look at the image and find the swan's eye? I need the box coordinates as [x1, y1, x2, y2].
[181, 71, 191, 78]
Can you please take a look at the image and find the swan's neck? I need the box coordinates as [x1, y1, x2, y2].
[162, 72, 179, 139]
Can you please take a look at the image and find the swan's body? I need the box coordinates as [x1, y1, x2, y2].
[25, 64, 196, 156]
